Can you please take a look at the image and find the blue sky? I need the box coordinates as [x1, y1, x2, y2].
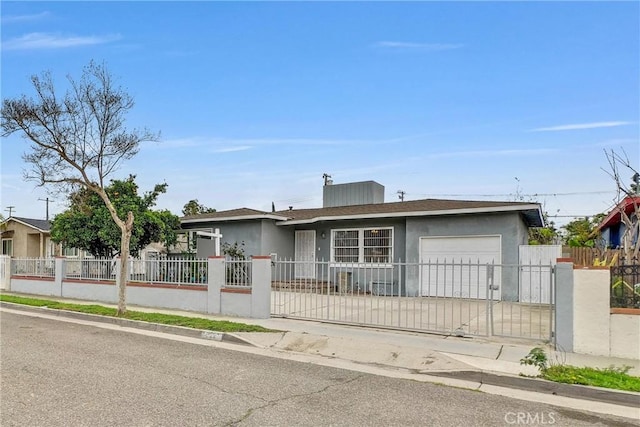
[1, 1, 638, 227]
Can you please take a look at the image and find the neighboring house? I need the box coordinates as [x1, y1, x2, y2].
[179, 180, 544, 300]
[598, 195, 640, 249]
[0, 216, 166, 261]
[0, 216, 56, 258]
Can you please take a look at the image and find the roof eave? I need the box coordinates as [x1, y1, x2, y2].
[277, 204, 543, 226]
[1, 217, 50, 233]
[182, 214, 289, 224]
[597, 196, 640, 230]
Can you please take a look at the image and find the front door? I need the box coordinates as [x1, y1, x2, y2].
[295, 230, 316, 279]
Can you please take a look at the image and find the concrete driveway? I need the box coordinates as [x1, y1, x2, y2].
[271, 290, 553, 341]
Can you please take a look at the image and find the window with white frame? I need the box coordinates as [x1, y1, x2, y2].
[63, 246, 79, 257]
[1, 239, 13, 256]
[331, 227, 393, 264]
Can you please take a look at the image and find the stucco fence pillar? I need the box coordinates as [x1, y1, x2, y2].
[205, 256, 271, 319]
[207, 256, 224, 314]
[555, 262, 640, 360]
[250, 256, 272, 319]
[0, 255, 12, 290]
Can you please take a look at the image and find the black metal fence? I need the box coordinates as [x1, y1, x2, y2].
[610, 258, 640, 309]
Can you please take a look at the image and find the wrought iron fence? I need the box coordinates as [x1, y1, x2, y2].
[129, 258, 208, 286]
[11, 258, 55, 278]
[610, 258, 640, 309]
[64, 258, 114, 281]
[225, 258, 251, 287]
[271, 259, 554, 341]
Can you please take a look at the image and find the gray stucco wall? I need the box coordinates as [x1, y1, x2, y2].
[187, 220, 294, 259]
[261, 220, 294, 259]
[297, 218, 407, 262]
[188, 221, 263, 258]
[405, 212, 530, 300]
[183, 211, 532, 300]
[282, 219, 406, 292]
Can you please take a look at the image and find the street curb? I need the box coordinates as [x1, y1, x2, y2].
[0, 302, 256, 347]
[3, 301, 639, 410]
[425, 370, 640, 408]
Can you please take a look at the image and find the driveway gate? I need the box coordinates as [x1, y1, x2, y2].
[271, 259, 555, 342]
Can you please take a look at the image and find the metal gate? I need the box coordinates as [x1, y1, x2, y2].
[271, 259, 555, 342]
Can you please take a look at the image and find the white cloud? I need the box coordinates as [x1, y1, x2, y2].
[2, 32, 122, 50]
[374, 41, 464, 51]
[529, 121, 632, 132]
[212, 146, 252, 153]
[1, 12, 50, 24]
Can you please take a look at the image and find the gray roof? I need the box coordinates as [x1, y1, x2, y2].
[4, 216, 52, 232]
[182, 199, 544, 227]
[181, 208, 287, 222]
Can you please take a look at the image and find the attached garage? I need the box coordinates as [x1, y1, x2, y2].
[419, 235, 502, 299]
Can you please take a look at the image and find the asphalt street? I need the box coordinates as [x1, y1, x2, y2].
[1, 311, 637, 427]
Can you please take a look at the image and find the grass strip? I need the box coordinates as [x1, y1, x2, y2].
[0, 294, 275, 333]
[541, 365, 640, 393]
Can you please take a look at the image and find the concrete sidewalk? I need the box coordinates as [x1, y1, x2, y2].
[1, 292, 639, 415]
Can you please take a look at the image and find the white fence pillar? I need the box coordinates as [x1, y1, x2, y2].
[55, 257, 65, 296]
[207, 256, 224, 314]
[554, 261, 574, 352]
[573, 268, 611, 356]
[0, 255, 11, 290]
[251, 256, 272, 319]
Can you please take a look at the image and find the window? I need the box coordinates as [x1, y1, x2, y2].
[1, 239, 13, 256]
[332, 227, 393, 264]
[63, 246, 79, 257]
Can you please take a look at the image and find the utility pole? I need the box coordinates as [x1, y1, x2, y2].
[322, 173, 332, 186]
[38, 197, 54, 221]
[5, 206, 15, 217]
[397, 190, 406, 202]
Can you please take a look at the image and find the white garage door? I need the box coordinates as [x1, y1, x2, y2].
[419, 235, 501, 299]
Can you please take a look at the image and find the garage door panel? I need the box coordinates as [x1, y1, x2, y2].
[421, 236, 500, 255]
[419, 236, 501, 300]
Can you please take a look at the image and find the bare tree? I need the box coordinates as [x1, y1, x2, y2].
[1, 61, 159, 315]
[603, 149, 640, 261]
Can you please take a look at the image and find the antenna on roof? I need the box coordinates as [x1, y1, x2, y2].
[322, 173, 333, 186]
[271, 202, 275, 213]
[397, 190, 406, 202]
[5, 206, 15, 217]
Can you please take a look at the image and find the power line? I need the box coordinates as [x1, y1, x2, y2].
[547, 215, 602, 218]
[413, 190, 612, 198]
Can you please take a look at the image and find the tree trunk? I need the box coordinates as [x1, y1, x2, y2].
[117, 212, 134, 316]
